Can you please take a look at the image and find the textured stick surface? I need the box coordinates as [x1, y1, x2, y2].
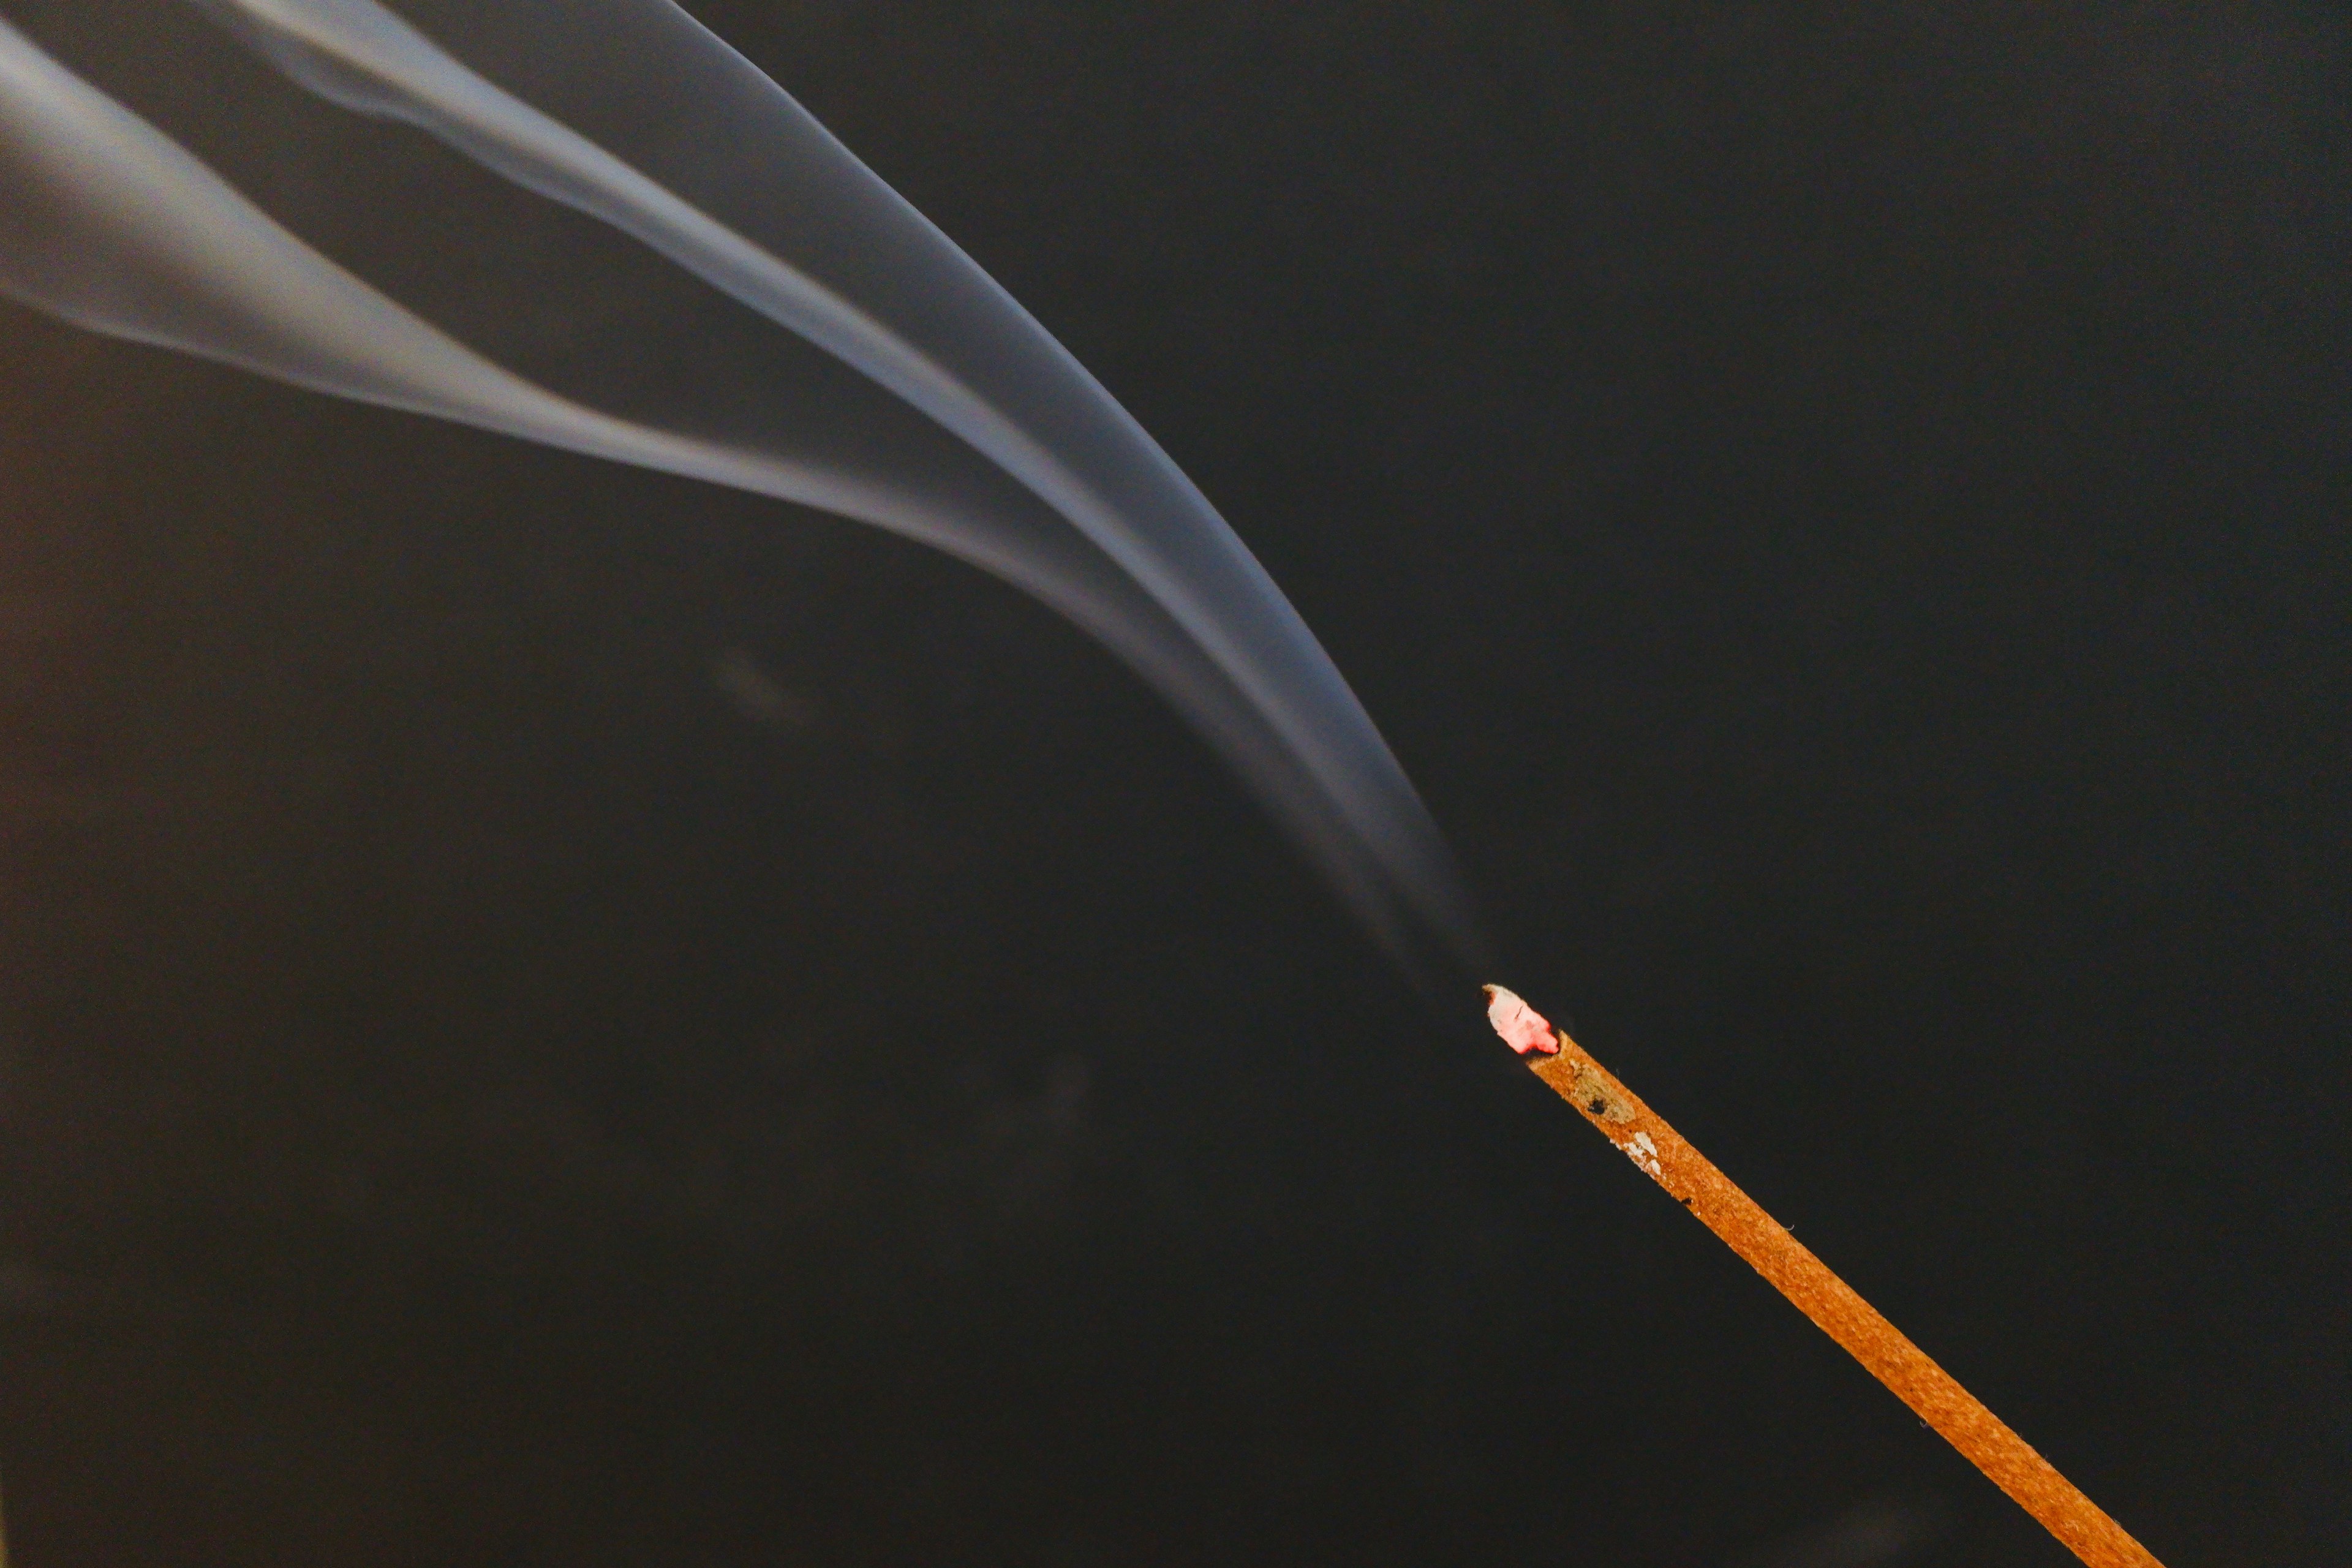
[1485, 988, 2163, 1568]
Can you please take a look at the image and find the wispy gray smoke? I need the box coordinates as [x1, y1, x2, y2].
[0, 0, 1483, 972]
[1728, 1494, 1949, 1568]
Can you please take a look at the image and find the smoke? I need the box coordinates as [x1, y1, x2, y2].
[1727, 1494, 1950, 1568]
[0, 0, 1483, 974]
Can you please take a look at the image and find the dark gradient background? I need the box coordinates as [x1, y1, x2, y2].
[0, 1, 2345, 1563]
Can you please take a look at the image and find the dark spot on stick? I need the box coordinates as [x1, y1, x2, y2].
[1569, 1065, 1636, 1123]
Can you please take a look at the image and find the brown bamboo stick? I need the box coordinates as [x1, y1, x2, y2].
[1483, 985, 2162, 1568]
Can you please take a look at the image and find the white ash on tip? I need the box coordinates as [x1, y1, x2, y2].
[1482, 984, 1561, 1057]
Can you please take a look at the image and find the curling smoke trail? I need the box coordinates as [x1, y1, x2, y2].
[0, 0, 1482, 973]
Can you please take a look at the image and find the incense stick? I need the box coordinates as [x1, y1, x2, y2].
[1483, 986, 2163, 1568]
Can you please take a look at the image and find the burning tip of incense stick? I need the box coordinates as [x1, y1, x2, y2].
[1482, 984, 1561, 1057]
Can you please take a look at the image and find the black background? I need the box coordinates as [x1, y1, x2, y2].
[0, 1, 2345, 1563]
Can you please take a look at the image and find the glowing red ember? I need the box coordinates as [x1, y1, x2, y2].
[1482, 984, 1561, 1057]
